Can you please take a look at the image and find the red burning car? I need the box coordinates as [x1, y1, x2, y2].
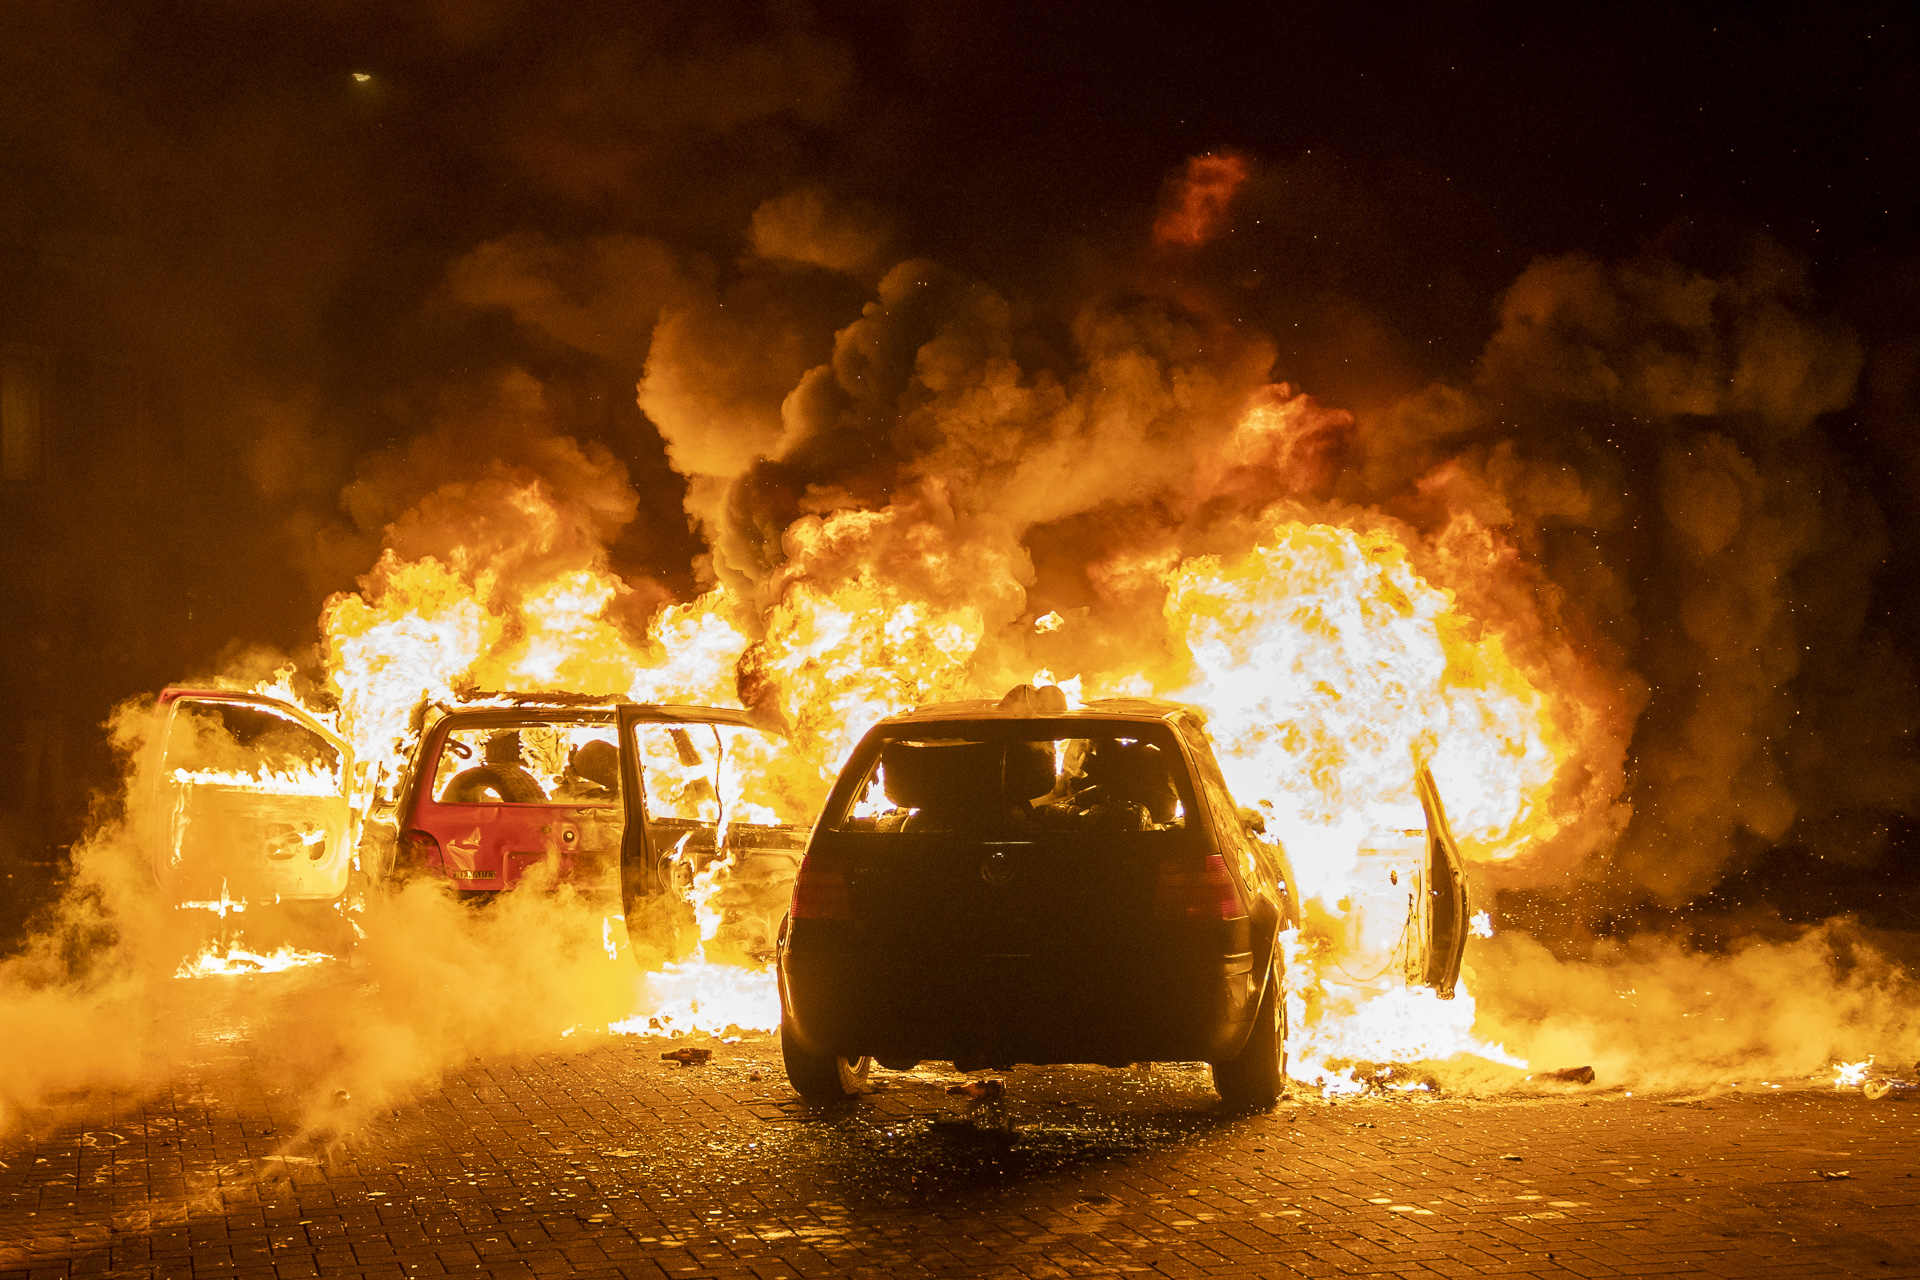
[775, 691, 1469, 1104]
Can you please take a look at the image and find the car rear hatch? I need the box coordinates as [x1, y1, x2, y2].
[799, 720, 1243, 1060]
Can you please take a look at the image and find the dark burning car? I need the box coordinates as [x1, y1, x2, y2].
[780, 693, 1287, 1104]
[150, 688, 809, 956]
[776, 689, 1471, 1105]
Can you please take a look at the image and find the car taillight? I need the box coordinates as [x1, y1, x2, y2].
[790, 859, 851, 920]
[399, 829, 441, 867]
[1155, 853, 1244, 921]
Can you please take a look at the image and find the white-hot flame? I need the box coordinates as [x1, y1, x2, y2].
[170, 761, 341, 796]
[175, 944, 333, 979]
[610, 957, 781, 1038]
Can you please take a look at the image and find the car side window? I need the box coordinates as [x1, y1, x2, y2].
[631, 723, 724, 823]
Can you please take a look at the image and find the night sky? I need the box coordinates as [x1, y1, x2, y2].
[3, 1, 1917, 926]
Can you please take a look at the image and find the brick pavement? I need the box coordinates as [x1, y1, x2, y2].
[2, 971, 1917, 1280]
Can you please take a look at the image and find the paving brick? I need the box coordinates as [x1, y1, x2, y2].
[7, 979, 1920, 1280]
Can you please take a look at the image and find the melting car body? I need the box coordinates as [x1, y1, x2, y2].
[776, 690, 1471, 1105]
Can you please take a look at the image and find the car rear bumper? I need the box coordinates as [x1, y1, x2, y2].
[780, 929, 1262, 1066]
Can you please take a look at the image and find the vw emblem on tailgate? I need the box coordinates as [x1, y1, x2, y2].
[980, 850, 1013, 887]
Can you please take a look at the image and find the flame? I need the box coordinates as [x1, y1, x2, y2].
[1162, 519, 1564, 869]
[243, 388, 1601, 1087]
[1030, 669, 1086, 709]
[174, 880, 247, 918]
[175, 943, 333, 979]
[169, 762, 341, 796]
[1153, 152, 1250, 248]
[1834, 1057, 1874, 1088]
[610, 957, 781, 1039]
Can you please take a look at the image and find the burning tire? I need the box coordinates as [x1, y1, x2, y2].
[780, 1015, 872, 1099]
[1212, 963, 1285, 1108]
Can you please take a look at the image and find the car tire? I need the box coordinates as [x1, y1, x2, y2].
[780, 1016, 872, 1100]
[1212, 962, 1285, 1108]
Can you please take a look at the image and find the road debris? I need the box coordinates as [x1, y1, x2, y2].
[661, 1048, 713, 1065]
[1532, 1066, 1596, 1084]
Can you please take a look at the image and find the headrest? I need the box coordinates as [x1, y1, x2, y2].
[880, 739, 1058, 809]
[570, 739, 618, 787]
[1081, 741, 1179, 824]
[1003, 740, 1057, 802]
[483, 730, 524, 765]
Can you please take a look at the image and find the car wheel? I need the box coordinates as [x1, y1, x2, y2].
[780, 1016, 871, 1100]
[1212, 962, 1284, 1108]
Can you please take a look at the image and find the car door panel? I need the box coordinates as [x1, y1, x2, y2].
[1412, 763, 1470, 998]
[615, 704, 787, 948]
[412, 799, 617, 887]
[150, 689, 356, 903]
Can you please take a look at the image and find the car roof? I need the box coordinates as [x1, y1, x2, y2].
[431, 699, 770, 730]
[877, 696, 1202, 727]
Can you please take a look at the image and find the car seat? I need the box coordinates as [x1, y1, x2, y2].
[1077, 741, 1180, 825]
[881, 739, 1057, 831]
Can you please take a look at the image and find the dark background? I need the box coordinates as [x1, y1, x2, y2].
[2, 1, 1916, 934]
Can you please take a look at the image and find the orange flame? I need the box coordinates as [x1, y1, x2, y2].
[284, 388, 1598, 1083]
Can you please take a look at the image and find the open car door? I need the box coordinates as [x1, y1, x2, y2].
[1408, 763, 1470, 998]
[616, 704, 811, 960]
[149, 688, 358, 904]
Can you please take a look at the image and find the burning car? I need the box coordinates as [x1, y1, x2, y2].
[775, 687, 1471, 1104]
[149, 687, 809, 957]
[779, 690, 1292, 1104]
[385, 697, 807, 953]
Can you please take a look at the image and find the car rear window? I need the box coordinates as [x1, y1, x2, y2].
[429, 721, 620, 805]
[163, 699, 342, 793]
[830, 724, 1196, 835]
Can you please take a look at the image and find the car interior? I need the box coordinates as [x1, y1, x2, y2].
[839, 732, 1190, 834]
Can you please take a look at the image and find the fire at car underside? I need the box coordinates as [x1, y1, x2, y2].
[141, 486, 1566, 1095]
